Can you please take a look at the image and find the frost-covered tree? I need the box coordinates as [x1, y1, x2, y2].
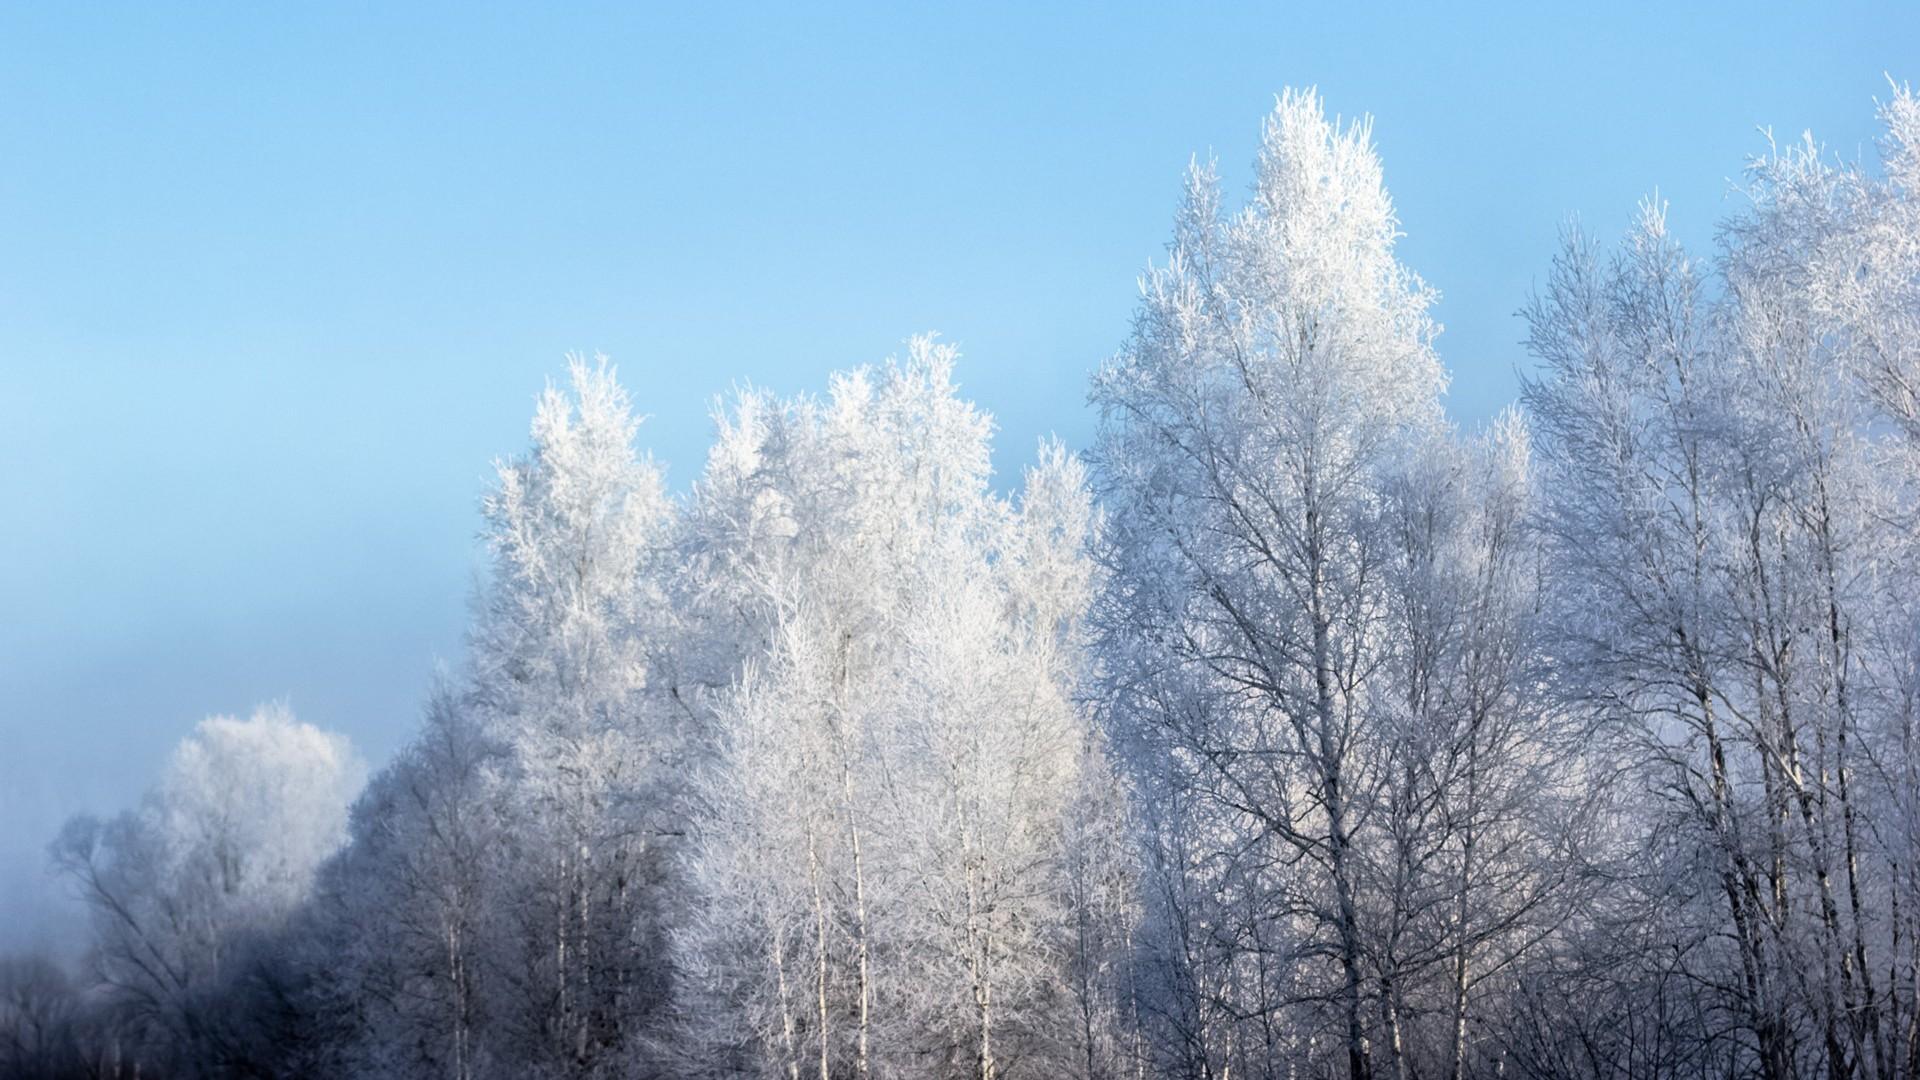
[1516, 84, 1920, 1080]
[305, 682, 506, 1080]
[885, 441, 1104, 1080]
[1823, 82, 1920, 449]
[1090, 89, 1446, 1080]
[469, 354, 681, 1076]
[676, 340, 1134, 1080]
[1366, 414, 1600, 1080]
[50, 703, 362, 1076]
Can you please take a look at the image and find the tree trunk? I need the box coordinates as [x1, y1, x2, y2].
[807, 822, 831, 1080]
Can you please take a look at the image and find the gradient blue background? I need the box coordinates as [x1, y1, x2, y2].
[2, 2, 1912, 949]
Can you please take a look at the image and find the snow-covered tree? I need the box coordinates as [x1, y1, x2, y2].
[676, 340, 1134, 1080]
[306, 681, 506, 1080]
[1090, 88, 1445, 1080]
[1516, 86, 1920, 1079]
[51, 703, 362, 1075]
[469, 354, 680, 1076]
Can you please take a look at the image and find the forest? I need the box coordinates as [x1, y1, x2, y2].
[4, 84, 1920, 1080]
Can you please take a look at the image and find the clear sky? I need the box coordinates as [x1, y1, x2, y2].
[1, 3, 1912, 950]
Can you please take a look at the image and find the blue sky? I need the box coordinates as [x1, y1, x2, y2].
[1, 3, 1911, 949]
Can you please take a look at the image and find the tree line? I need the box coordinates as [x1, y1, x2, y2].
[4, 84, 1919, 1080]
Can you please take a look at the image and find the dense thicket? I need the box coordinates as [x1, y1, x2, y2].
[8, 84, 1918, 1080]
